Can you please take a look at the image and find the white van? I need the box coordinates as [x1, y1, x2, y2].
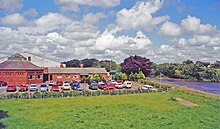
[123, 81, 132, 88]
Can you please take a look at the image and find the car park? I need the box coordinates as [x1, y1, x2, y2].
[123, 81, 132, 88]
[49, 80, 54, 86]
[29, 84, 38, 92]
[6, 85, 16, 92]
[89, 83, 98, 90]
[63, 83, 71, 90]
[51, 85, 60, 92]
[40, 84, 48, 92]
[111, 80, 117, 85]
[71, 81, 80, 90]
[98, 82, 106, 89]
[0, 81, 7, 87]
[19, 84, 28, 92]
[115, 83, 124, 89]
[57, 81, 63, 86]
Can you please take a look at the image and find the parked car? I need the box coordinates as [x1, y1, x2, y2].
[40, 84, 48, 92]
[123, 81, 132, 88]
[89, 83, 98, 90]
[6, 85, 16, 92]
[111, 80, 117, 85]
[29, 84, 38, 92]
[104, 87, 115, 91]
[116, 80, 124, 84]
[56, 81, 63, 86]
[115, 83, 124, 89]
[64, 80, 72, 84]
[106, 82, 116, 88]
[19, 84, 28, 92]
[98, 82, 106, 89]
[76, 88, 84, 93]
[49, 80, 54, 86]
[63, 83, 71, 90]
[88, 80, 98, 85]
[0, 81, 7, 87]
[71, 81, 80, 90]
[142, 85, 157, 91]
[51, 85, 60, 92]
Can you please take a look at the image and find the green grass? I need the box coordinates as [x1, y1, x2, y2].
[0, 91, 219, 129]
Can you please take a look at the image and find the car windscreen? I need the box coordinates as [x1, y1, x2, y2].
[40, 85, 47, 87]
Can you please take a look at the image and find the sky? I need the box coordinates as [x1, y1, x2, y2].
[0, 0, 220, 64]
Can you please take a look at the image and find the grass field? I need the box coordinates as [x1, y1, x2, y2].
[0, 90, 219, 129]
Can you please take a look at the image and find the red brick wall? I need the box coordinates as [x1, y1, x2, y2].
[0, 69, 43, 85]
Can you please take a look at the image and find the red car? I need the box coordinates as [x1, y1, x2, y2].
[116, 80, 124, 84]
[51, 85, 60, 92]
[98, 82, 106, 89]
[19, 85, 28, 92]
[56, 81, 63, 86]
[6, 85, 17, 92]
[106, 82, 116, 88]
[0, 81, 7, 87]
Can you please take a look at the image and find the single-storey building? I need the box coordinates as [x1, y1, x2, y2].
[0, 54, 43, 85]
[44, 67, 108, 82]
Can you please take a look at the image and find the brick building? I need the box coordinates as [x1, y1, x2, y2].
[44, 67, 108, 82]
[0, 54, 43, 85]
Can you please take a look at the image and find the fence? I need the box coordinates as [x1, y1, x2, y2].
[0, 89, 160, 100]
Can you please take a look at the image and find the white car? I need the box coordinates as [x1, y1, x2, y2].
[63, 83, 71, 90]
[116, 83, 124, 89]
[49, 80, 54, 86]
[40, 84, 48, 92]
[123, 81, 132, 88]
[111, 80, 117, 85]
[142, 85, 157, 91]
[29, 84, 38, 92]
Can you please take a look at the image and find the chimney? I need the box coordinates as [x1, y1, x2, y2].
[60, 64, 64, 68]
[80, 64, 83, 68]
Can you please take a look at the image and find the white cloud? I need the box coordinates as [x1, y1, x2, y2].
[0, 0, 23, 11]
[159, 15, 217, 36]
[82, 12, 106, 25]
[115, 0, 169, 31]
[23, 8, 38, 17]
[159, 21, 182, 36]
[1, 13, 27, 26]
[18, 13, 72, 34]
[56, 0, 120, 12]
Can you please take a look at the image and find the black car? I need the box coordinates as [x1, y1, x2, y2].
[0, 81, 7, 87]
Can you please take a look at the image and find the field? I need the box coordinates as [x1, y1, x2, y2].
[0, 90, 219, 129]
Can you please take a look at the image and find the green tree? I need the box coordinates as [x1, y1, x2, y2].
[120, 72, 128, 81]
[91, 73, 100, 81]
[139, 71, 145, 79]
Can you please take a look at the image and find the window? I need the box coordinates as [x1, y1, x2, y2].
[66, 74, 70, 78]
[4, 72, 12, 76]
[28, 73, 34, 80]
[74, 74, 78, 78]
[28, 57, 31, 61]
[17, 72, 24, 75]
[36, 73, 42, 79]
[57, 74, 62, 78]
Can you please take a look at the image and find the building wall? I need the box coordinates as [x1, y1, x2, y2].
[0, 70, 43, 85]
[47, 73, 108, 82]
[20, 52, 62, 68]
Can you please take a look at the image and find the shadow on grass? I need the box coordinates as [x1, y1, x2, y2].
[0, 110, 8, 129]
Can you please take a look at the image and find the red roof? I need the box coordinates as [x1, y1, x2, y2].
[0, 60, 43, 70]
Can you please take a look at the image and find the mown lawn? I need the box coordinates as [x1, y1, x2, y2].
[0, 91, 219, 129]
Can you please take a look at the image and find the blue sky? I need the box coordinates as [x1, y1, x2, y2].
[0, 0, 219, 63]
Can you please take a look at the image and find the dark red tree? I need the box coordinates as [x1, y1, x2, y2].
[120, 55, 153, 76]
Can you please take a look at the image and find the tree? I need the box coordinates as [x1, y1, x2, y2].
[91, 73, 100, 81]
[138, 71, 145, 79]
[120, 55, 153, 76]
[113, 73, 121, 80]
[120, 72, 128, 81]
[81, 76, 87, 83]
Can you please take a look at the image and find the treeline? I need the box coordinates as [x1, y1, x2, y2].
[62, 59, 119, 71]
[151, 60, 220, 82]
